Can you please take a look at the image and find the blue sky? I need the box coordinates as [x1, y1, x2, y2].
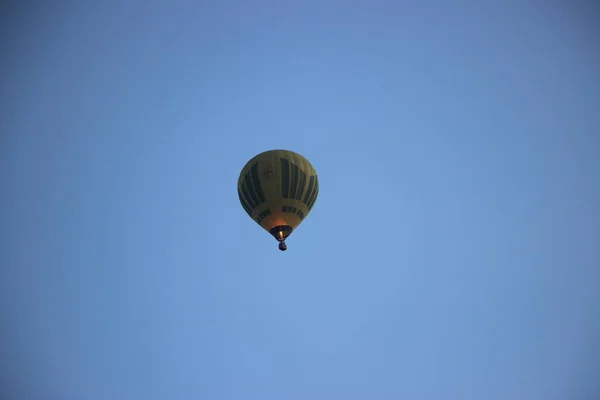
[2, 2, 599, 399]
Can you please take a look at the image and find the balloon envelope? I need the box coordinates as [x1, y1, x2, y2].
[237, 149, 319, 250]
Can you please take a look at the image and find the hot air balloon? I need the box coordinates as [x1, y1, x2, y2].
[237, 149, 319, 251]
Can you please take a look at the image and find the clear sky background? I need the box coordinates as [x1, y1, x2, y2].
[2, 2, 599, 399]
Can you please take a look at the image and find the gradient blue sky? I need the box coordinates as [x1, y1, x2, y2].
[2, 2, 599, 399]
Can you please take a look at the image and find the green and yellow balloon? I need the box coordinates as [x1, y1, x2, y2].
[237, 149, 319, 251]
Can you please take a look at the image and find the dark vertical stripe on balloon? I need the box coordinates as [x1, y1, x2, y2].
[303, 175, 315, 205]
[238, 190, 253, 215]
[240, 181, 256, 210]
[289, 162, 299, 199]
[307, 177, 319, 210]
[250, 163, 266, 203]
[296, 169, 306, 200]
[244, 172, 260, 207]
[313, 178, 320, 208]
[281, 158, 290, 198]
